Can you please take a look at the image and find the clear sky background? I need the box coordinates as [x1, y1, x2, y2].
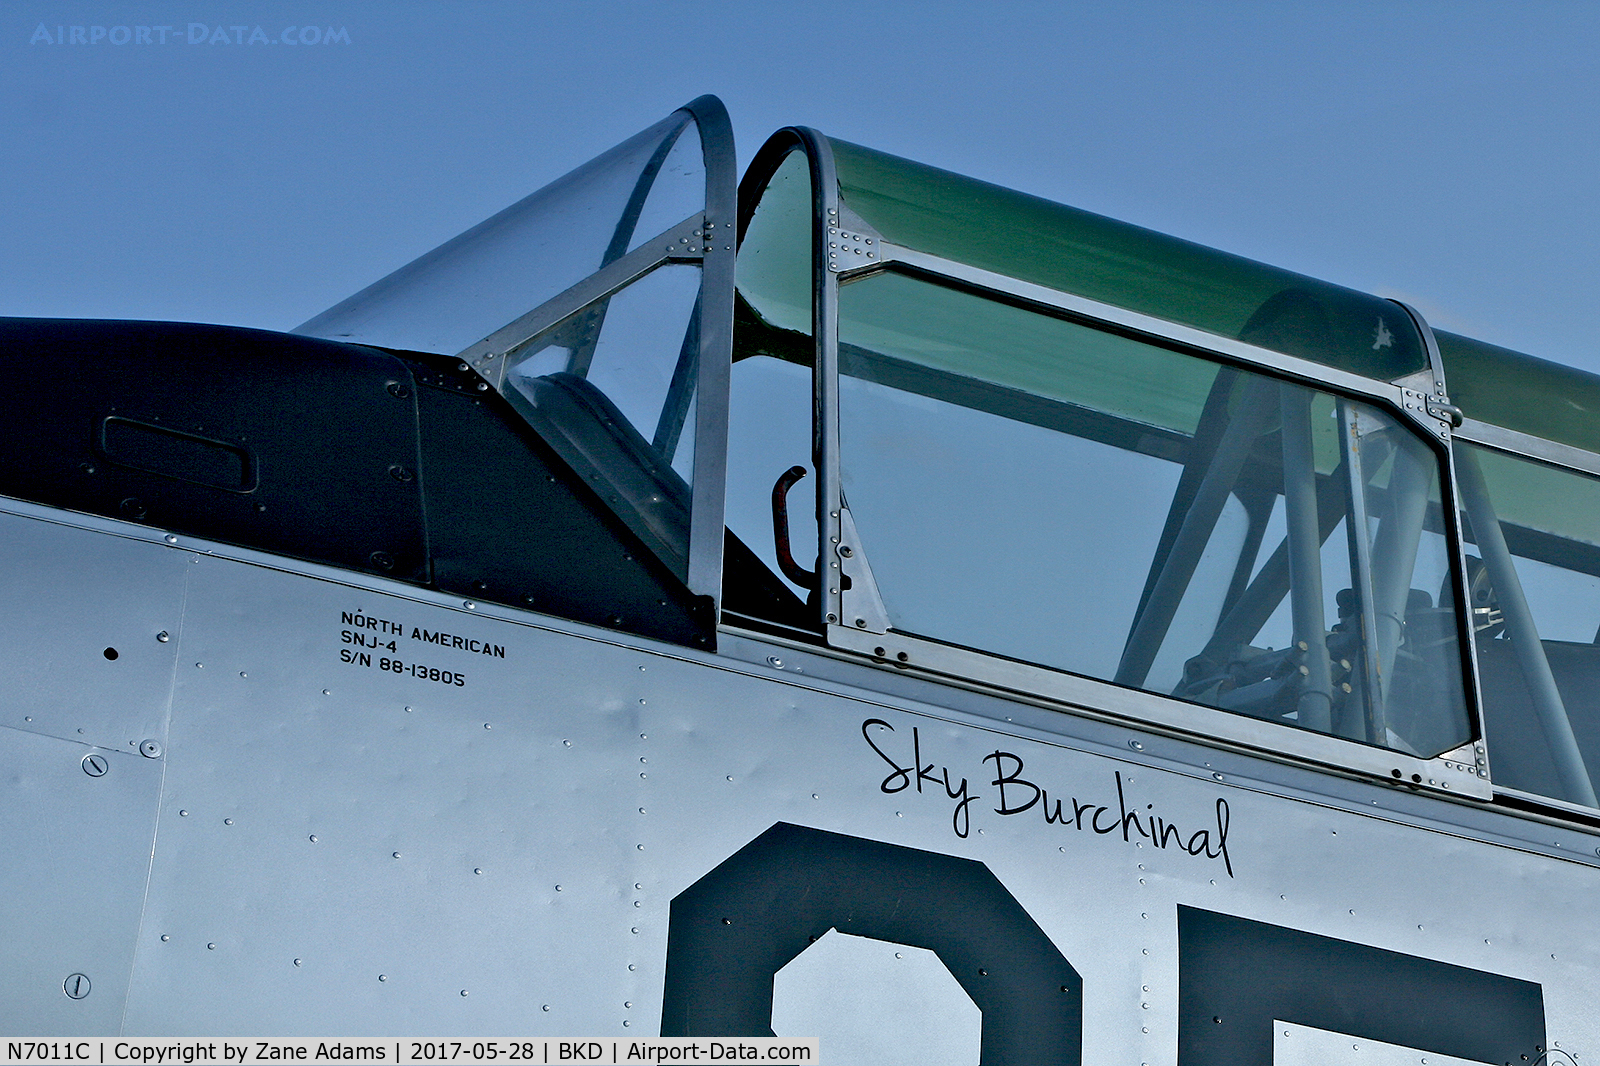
[5, 1, 1598, 375]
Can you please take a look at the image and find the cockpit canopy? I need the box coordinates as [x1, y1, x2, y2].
[288, 96, 1600, 818]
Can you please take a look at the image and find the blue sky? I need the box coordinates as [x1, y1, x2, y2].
[5, 1, 1598, 373]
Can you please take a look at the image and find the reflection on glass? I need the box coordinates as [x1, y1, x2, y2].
[500, 264, 703, 581]
[628, 120, 705, 255]
[736, 150, 813, 337]
[838, 271, 1470, 758]
[1457, 443, 1600, 807]
[507, 263, 702, 485]
[296, 112, 703, 356]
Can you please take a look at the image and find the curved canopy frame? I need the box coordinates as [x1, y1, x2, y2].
[300, 96, 737, 603]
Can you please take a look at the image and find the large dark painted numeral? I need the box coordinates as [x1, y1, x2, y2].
[1178, 906, 1546, 1065]
[661, 822, 1082, 1065]
[663, 824, 1548, 1066]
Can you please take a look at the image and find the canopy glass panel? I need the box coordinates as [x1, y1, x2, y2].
[296, 112, 705, 357]
[828, 138, 1429, 383]
[1456, 441, 1600, 807]
[1439, 331, 1600, 456]
[835, 269, 1470, 758]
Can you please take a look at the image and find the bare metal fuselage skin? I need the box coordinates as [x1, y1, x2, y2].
[1, 494, 1586, 1061]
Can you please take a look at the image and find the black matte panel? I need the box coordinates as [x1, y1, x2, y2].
[662, 822, 1081, 1065]
[1178, 906, 1545, 1065]
[0, 318, 427, 580]
[407, 369, 712, 648]
[0, 318, 714, 651]
[100, 417, 253, 491]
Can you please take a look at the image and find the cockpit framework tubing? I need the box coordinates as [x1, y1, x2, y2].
[744, 128, 1496, 801]
[457, 96, 737, 602]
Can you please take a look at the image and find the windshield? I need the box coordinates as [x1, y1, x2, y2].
[295, 111, 705, 356]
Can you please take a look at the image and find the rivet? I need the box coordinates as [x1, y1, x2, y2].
[224, 818, 234, 826]
[208, 943, 216, 950]
[294, 959, 302, 966]
[379, 974, 387, 982]
[309, 835, 318, 843]
[165, 534, 178, 544]
[156, 631, 170, 643]
[1129, 740, 1143, 751]
[542, 1005, 550, 1012]
[179, 810, 188, 816]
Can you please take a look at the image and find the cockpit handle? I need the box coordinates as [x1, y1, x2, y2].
[771, 465, 818, 590]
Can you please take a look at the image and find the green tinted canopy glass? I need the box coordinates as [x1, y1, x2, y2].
[829, 138, 1429, 382]
[1438, 331, 1600, 455]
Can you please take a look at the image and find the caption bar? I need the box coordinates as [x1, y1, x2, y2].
[1, 1040, 817, 1065]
